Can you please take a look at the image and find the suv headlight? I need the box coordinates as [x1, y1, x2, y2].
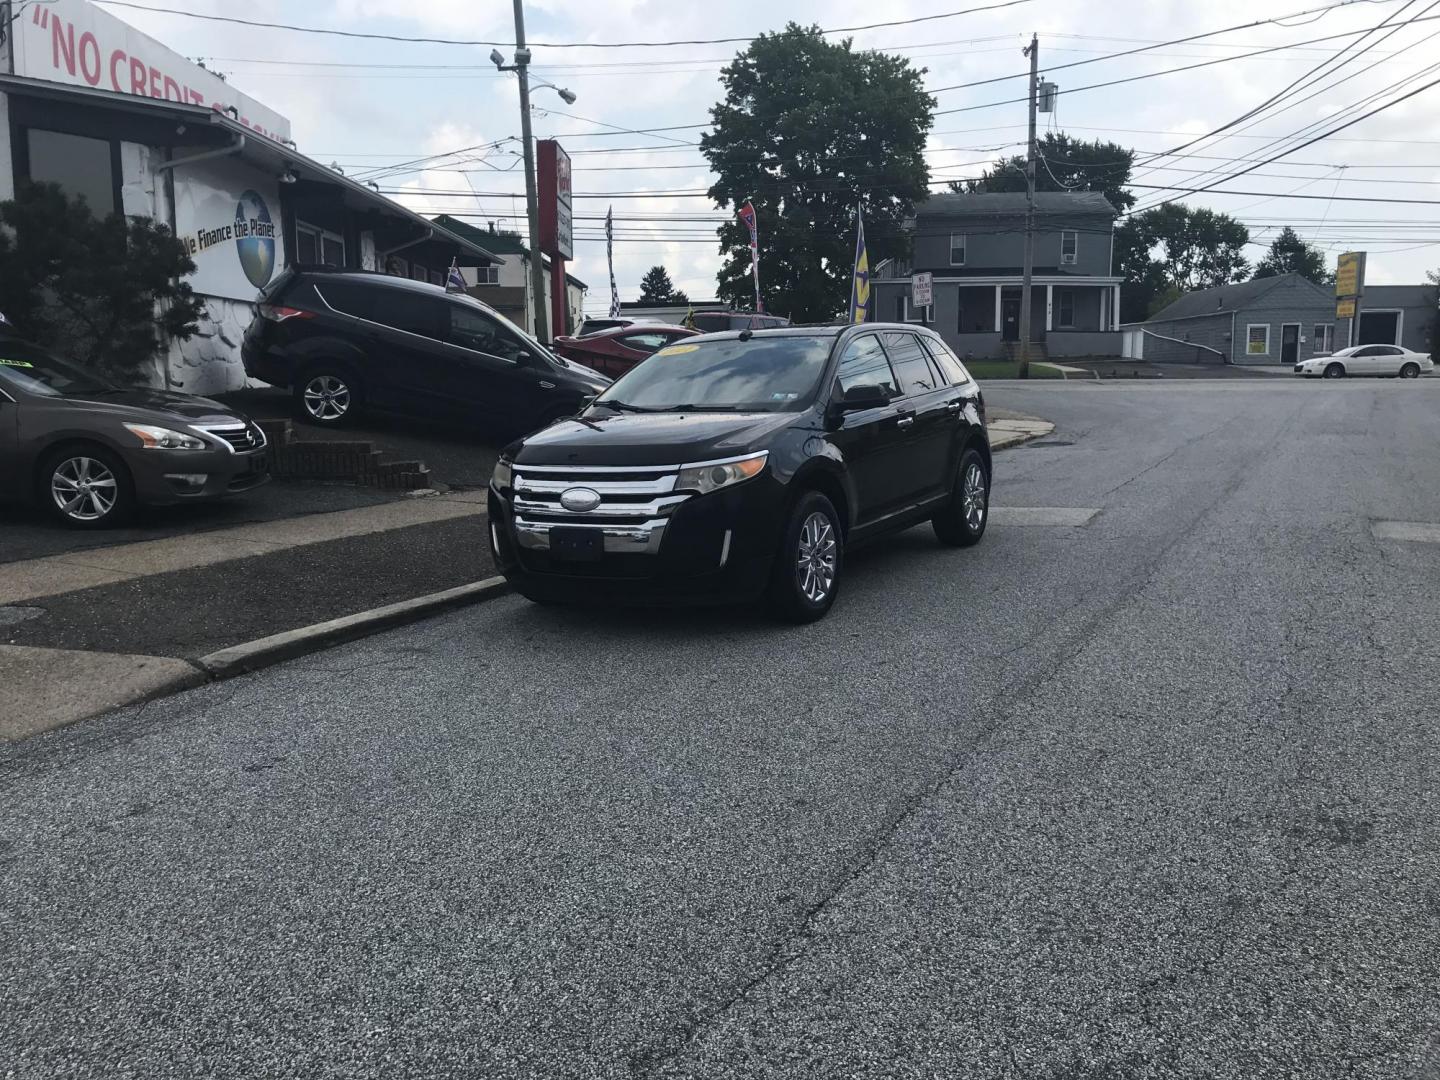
[492, 458, 513, 490]
[123, 423, 206, 450]
[676, 452, 768, 495]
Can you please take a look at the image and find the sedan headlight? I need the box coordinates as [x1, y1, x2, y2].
[123, 423, 206, 450]
[676, 452, 768, 495]
[492, 458, 513, 490]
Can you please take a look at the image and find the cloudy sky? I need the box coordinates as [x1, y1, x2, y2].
[107, 0, 1440, 309]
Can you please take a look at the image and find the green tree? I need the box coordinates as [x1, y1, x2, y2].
[701, 24, 933, 321]
[1252, 226, 1332, 285]
[0, 183, 203, 382]
[950, 132, 1136, 211]
[637, 265, 688, 305]
[1115, 203, 1249, 321]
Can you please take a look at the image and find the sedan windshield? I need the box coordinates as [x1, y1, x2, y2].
[593, 335, 831, 412]
[0, 340, 115, 397]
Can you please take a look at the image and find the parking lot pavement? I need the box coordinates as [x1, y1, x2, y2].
[5, 380, 1440, 1077]
[221, 388, 505, 490]
[0, 481, 399, 565]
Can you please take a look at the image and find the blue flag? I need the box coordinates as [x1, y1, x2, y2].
[446, 258, 466, 293]
[848, 206, 870, 325]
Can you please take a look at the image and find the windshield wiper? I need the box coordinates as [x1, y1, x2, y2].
[594, 399, 654, 413]
[655, 403, 746, 412]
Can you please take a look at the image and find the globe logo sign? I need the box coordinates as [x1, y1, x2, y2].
[233, 190, 277, 289]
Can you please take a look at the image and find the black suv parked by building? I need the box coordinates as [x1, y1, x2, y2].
[242, 269, 609, 433]
[488, 324, 990, 622]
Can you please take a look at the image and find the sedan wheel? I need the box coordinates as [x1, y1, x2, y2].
[42, 448, 133, 528]
[1400, 362, 1421, 379]
[1324, 363, 1345, 379]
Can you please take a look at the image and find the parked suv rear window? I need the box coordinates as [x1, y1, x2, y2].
[882, 332, 939, 395]
[920, 336, 971, 386]
[319, 281, 446, 340]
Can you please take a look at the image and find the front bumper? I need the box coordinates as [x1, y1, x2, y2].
[126, 446, 270, 505]
[487, 477, 784, 607]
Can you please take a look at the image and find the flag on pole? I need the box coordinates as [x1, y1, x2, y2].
[737, 201, 762, 313]
[848, 206, 870, 325]
[606, 205, 622, 318]
[445, 257, 467, 294]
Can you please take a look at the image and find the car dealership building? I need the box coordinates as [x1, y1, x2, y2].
[0, 0, 500, 395]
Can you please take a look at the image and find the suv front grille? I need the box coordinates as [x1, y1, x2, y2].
[509, 463, 692, 557]
[200, 423, 267, 453]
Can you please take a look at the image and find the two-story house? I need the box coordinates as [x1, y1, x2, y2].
[870, 191, 1122, 360]
[430, 215, 587, 336]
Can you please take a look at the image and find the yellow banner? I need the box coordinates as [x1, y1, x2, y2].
[1336, 298, 1356, 319]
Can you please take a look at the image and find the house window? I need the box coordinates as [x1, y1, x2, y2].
[899, 297, 929, 324]
[411, 263, 430, 282]
[296, 222, 345, 267]
[26, 128, 116, 216]
[1313, 323, 1333, 353]
[1061, 230, 1078, 264]
[1247, 324, 1270, 356]
[950, 233, 966, 266]
[474, 265, 500, 285]
[1058, 289, 1075, 328]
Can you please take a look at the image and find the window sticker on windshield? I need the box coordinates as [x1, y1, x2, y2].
[771, 391, 799, 400]
[0, 358, 34, 368]
[656, 344, 699, 356]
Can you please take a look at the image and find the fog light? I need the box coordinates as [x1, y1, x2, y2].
[164, 473, 208, 488]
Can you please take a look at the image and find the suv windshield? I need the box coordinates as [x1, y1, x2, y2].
[0, 340, 115, 397]
[593, 335, 831, 412]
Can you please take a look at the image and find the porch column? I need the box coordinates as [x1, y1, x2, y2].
[994, 285, 1002, 332]
[1045, 285, 1054, 332]
[1112, 285, 1121, 328]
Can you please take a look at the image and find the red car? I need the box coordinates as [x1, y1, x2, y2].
[552, 323, 699, 378]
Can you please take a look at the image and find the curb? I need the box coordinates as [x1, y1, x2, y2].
[196, 576, 513, 679]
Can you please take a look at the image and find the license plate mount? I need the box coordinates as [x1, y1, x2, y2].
[549, 527, 603, 562]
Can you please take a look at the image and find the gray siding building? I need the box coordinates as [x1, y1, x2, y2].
[1123, 274, 1336, 366]
[870, 191, 1122, 360]
[1336, 284, 1436, 355]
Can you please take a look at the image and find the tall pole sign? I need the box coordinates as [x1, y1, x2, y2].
[538, 139, 573, 336]
[1335, 251, 1365, 347]
[1018, 35, 1040, 379]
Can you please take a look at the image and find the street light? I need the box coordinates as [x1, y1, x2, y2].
[493, 3, 577, 343]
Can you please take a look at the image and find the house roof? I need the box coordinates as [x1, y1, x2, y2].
[430, 215, 588, 288]
[1145, 273, 1330, 322]
[916, 191, 1118, 218]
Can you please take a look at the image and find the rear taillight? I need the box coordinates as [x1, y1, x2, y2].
[258, 304, 314, 322]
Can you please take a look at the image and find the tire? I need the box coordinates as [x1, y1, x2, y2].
[1400, 362, 1421, 379]
[933, 448, 990, 548]
[767, 490, 843, 624]
[1323, 362, 1345, 379]
[39, 445, 135, 529]
[294, 368, 359, 427]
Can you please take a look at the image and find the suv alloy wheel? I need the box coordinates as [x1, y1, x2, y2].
[933, 448, 989, 547]
[296, 370, 357, 426]
[768, 490, 843, 623]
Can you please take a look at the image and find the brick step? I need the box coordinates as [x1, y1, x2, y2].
[253, 426, 431, 492]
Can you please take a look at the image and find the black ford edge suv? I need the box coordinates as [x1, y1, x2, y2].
[488, 324, 990, 622]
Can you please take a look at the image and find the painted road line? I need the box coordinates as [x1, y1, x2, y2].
[1373, 520, 1440, 544]
[990, 507, 1101, 527]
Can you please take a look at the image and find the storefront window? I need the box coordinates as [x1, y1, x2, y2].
[26, 129, 115, 216]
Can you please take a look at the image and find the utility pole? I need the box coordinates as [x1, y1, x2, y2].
[1018, 33, 1039, 380]
[512, 0, 550, 343]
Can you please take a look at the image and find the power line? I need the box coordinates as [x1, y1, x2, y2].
[91, 0, 1035, 49]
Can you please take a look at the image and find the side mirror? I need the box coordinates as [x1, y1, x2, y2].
[837, 384, 891, 411]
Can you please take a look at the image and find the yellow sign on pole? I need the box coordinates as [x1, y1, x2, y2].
[1336, 298, 1356, 319]
[1335, 252, 1364, 298]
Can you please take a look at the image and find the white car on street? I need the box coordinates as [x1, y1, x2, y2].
[1294, 344, 1434, 379]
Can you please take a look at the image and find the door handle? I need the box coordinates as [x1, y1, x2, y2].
[946, 400, 963, 413]
[896, 416, 915, 430]
[539, 380, 556, 390]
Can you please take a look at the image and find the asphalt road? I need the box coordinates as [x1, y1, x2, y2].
[5, 379, 1440, 1079]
